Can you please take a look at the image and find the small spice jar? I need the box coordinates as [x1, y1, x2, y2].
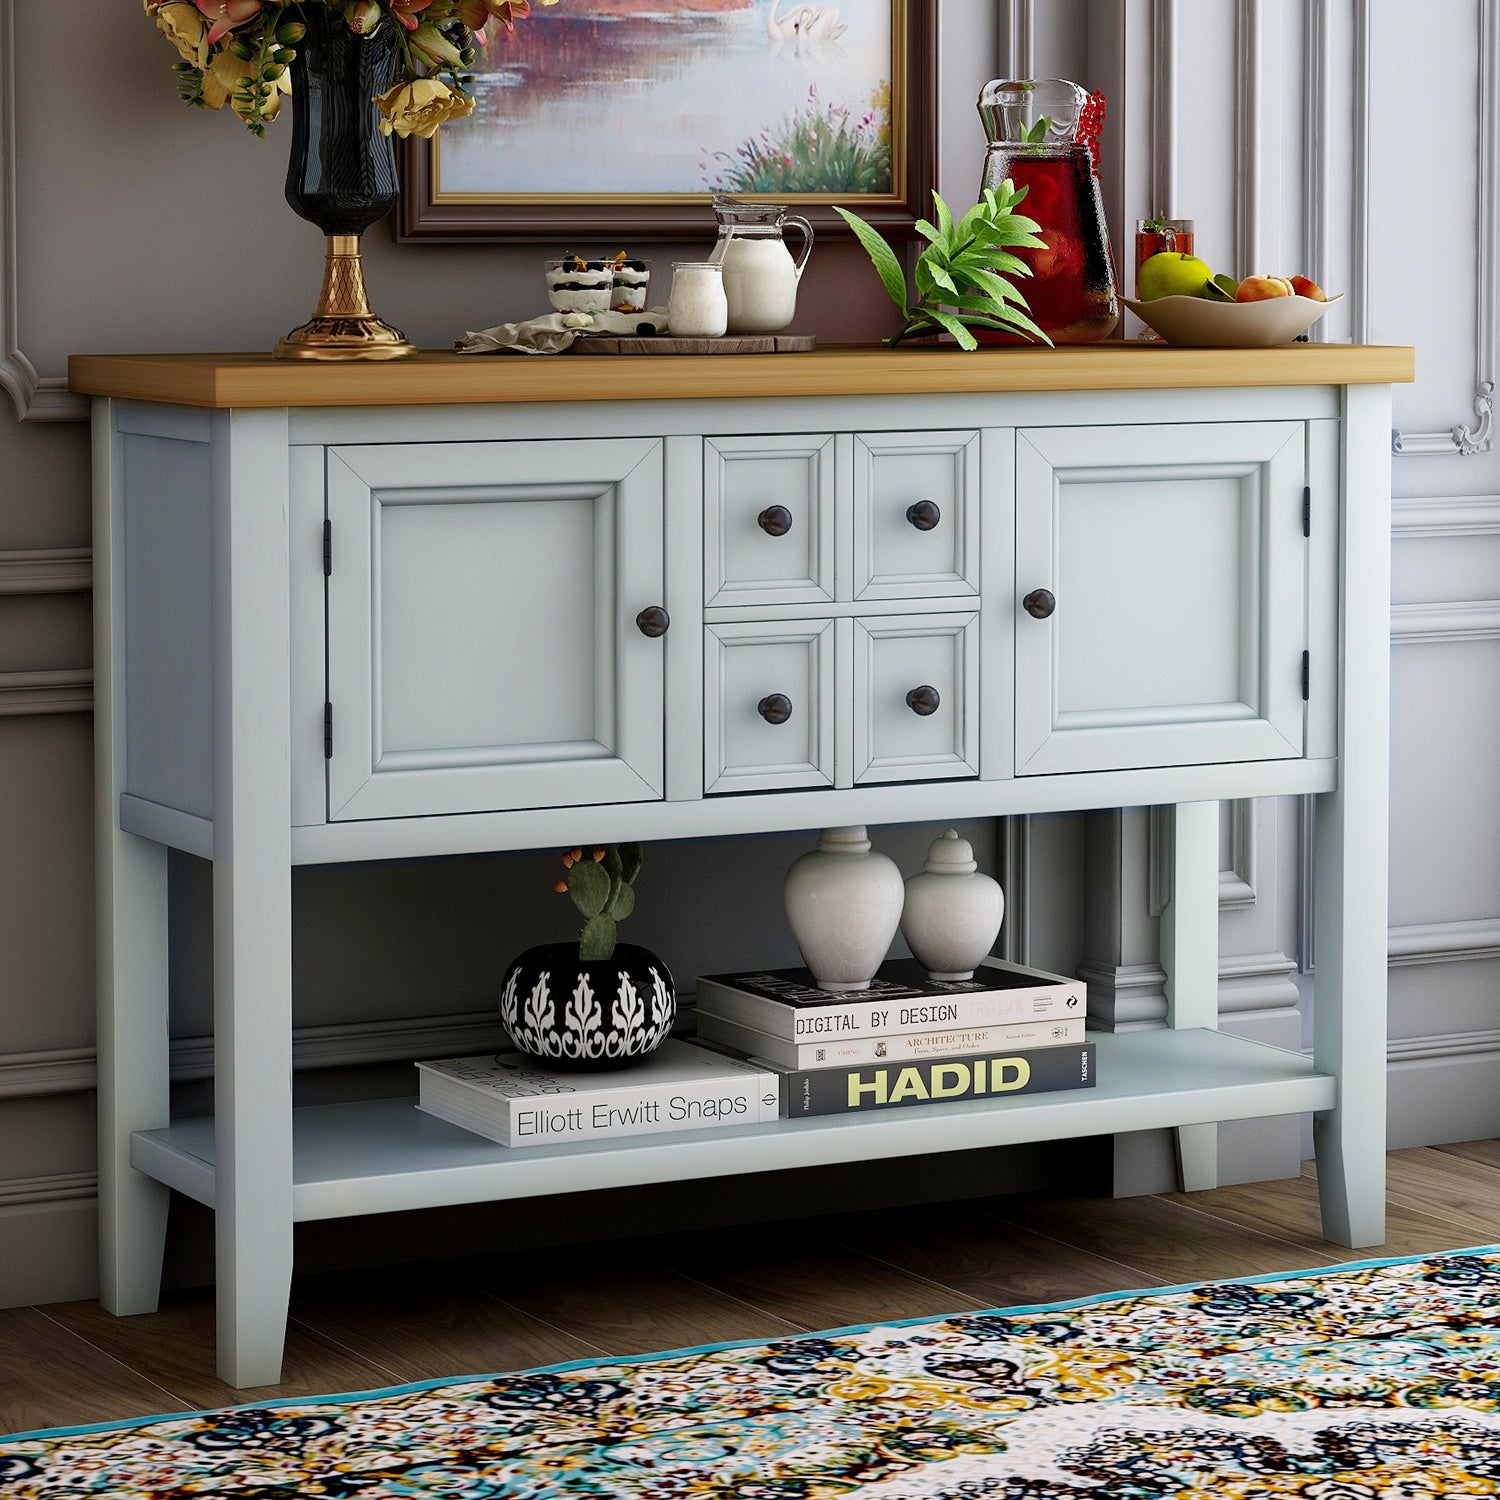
[667, 261, 728, 338]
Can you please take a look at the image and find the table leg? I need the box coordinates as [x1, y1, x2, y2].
[1162, 800, 1220, 1193]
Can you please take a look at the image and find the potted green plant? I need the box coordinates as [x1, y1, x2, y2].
[499, 844, 676, 1069]
[836, 185, 1051, 349]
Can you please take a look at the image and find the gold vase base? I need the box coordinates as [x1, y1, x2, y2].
[274, 315, 417, 362]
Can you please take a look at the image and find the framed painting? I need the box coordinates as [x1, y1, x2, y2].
[397, 0, 934, 242]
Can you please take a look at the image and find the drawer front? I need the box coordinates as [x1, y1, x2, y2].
[853, 430, 980, 600]
[854, 613, 979, 784]
[325, 438, 665, 821]
[705, 434, 836, 607]
[705, 621, 836, 794]
[1015, 421, 1308, 775]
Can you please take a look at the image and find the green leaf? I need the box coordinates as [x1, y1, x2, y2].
[913, 218, 943, 246]
[565, 860, 610, 918]
[579, 913, 617, 962]
[602, 846, 624, 881]
[926, 307, 979, 351]
[834, 206, 909, 311]
[619, 842, 643, 884]
[962, 266, 1026, 306]
[932, 191, 956, 243]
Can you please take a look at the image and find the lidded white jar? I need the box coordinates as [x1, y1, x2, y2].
[900, 829, 1005, 981]
[783, 826, 904, 992]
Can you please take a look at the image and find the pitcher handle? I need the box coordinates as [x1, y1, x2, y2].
[784, 215, 815, 281]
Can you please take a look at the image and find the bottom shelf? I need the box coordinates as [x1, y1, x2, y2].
[131, 1027, 1336, 1224]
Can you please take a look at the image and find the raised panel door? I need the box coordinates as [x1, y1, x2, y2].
[1014, 422, 1307, 774]
[324, 439, 665, 820]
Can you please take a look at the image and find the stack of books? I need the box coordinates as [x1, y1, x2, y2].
[416, 1039, 780, 1148]
[695, 958, 1094, 1117]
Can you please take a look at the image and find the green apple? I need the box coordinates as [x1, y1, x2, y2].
[1137, 251, 1215, 300]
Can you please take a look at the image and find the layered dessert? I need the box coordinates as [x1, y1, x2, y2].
[610, 255, 651, 313]
[545, 256, 614, 313]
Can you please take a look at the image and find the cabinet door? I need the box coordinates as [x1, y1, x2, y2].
[705, 434, 835, 607]
[853, 430, 980, 600]
[704, 620, 836, 794]
[1015, 422, 1307, 775]
[326, 439, 665, 821]
[854, 612, 979, 784]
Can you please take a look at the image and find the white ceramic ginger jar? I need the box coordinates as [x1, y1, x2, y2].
[900, 828, 1005, 981]
[783, 826, 904, 991]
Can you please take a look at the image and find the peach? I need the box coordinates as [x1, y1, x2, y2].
[1236, 275, 1295, 302]
[1289, 275, 1328, 301]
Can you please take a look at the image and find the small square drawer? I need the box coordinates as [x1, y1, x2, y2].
[705, 621, 836, 794]
[705, 434, 835, 607]
[853, 430, 979, 600]
[854, 612, 979, 784]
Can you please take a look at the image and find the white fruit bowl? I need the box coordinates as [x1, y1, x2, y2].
[1123, 292, 1341, 348]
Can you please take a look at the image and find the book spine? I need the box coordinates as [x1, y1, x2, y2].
[696, 978, 1085, 1042]
[777, 1042, 1096, 1117]
[495, 1072, 779, 1147]
[696, 1011, 1086, 1069]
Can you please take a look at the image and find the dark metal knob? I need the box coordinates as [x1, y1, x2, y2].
[757, 505, 794, 537]
[906, 685, 941, 716]
[906, 500, 941, 531]
[757, 693, 793, 725]
[635, 606, 670, 638]
[1022, 588, 1056, 620]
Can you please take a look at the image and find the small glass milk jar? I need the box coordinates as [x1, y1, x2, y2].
[667, 261, 729, 338]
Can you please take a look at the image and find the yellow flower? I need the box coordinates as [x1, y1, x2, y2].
[201, 46, 290, 124]
[152, 0, 211, 67]
[374, 77, 475, 139]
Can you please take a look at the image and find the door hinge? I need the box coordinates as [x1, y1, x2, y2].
[323, 519, 332, 577]
[1301, 650, 1310, 702]
[1302, 486, 1311, 538]
[324, 701, 333, 759]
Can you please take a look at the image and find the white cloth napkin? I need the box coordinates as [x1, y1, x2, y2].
[455, 308, 670, 355]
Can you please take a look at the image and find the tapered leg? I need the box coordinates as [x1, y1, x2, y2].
[94, 399, 171, 1315]
[1162, 801, 1219, 1193]
[212, 408, 295, 1387]
[1312, 384, 1391, 1249]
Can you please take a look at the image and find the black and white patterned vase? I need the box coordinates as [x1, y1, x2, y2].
[499, 943, 676, 1070]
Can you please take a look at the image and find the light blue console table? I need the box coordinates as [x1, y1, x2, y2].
[71, 343, 1413, 1387]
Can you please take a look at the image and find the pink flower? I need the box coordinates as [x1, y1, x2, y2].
[389, 0, 434, 31]
[192, 0, 264, 46]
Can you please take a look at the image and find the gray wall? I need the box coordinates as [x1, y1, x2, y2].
[2, 0, 1496, 1305]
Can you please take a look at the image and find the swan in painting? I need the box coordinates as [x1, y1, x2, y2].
[766, 0, 845, 42]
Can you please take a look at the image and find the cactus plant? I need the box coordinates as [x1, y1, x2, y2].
[553, 844, 643, 962]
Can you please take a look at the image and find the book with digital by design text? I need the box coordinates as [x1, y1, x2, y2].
[769, 1040, 1096, 1117]
[694, 958, 1085, 1043]
[415, 1039, 779, 1148]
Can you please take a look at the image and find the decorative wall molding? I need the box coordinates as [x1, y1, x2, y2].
[996, 814, 1032, 966]
[0, 1010, 513, 1101]
[1391, 495, 1500, 538]
[1385, 0, 1497, 456]
[0, 549, 92, 596]
[1388, 917, 1500, 968]
[996, 0, 1034, 80]
[1301, 0, 1330, 337]
[0, 669, 93, 717]
[0, 0, 87, 423]
[1388, 1026, 1500, 1065]
[1080, 950, 1297, 1032]
[1233, 0, 1265, 277]
[1150, 0, 1178, 216]
[0, 1171, 96, 1210]
[1390, 600, 1500, 645]
[1147, 801, 1257, 917]
[1350, 0, 1371, 346]
[1216, 950, 1301, 1014]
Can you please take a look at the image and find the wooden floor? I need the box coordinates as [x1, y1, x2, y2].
[4, 1141, 1498, 1437]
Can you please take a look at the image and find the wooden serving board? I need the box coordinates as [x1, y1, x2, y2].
[569, 334, 816, 355]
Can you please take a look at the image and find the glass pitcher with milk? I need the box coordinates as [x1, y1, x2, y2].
[711, 195, 813, 334]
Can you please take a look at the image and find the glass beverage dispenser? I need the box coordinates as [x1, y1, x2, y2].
[977, 78, 1118, 343]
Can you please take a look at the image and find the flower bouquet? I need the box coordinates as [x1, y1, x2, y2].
[143, 0, 557, 358]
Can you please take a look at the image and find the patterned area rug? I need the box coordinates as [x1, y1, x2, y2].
[6, 1247, 1500, 1498]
